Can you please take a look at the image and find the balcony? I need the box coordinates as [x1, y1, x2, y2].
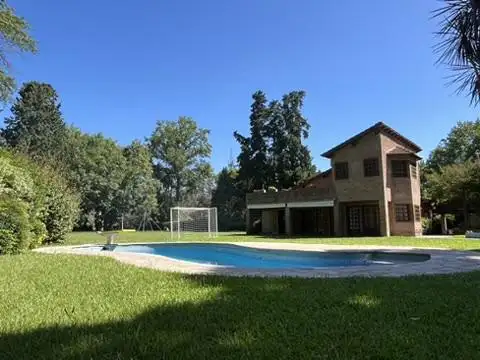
[246, 187, 334, 206]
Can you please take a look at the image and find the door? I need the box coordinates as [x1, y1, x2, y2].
[362, 205, 380, 236]
[347, 204, 380, 236]
[347, 206, 362, 236]
[278, 209, 285, 235]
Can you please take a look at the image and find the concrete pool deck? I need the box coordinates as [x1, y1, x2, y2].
[35, 242, 480, 278]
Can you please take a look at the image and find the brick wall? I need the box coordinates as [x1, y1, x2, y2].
[380, 134, 421, 236]
[330, 131, 385, 202]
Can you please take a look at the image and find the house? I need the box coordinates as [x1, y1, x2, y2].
[245, 122, 422, 237]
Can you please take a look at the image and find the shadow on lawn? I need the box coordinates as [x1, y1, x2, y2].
[1, 274, 480, 360]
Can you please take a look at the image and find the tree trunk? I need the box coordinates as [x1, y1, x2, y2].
[441, 214, 448, 235]
[463, 193, 470, 232]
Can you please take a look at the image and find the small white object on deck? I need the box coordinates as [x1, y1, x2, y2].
[96, 231, 119, 245]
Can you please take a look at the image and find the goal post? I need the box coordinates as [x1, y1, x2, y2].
[170, 207, 218, 239]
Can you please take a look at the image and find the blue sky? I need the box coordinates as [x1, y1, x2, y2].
[8, 0, 479, 171]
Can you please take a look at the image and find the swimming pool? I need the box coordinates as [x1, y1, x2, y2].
[105, 243, 430, 269]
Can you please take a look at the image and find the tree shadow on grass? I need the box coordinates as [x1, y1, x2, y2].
[2, 273, 480, 360]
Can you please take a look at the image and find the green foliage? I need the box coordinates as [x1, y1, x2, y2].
[423, 121, 480, 229]
[433, 0, 480, 104]
[270, 91, 315, 188]
[234, 90, 315, 192]
[234, 91, 271, 190]
[425, 162, 480, 205]
[0, 194, 32, 253]
[63, 128, 126, 230]
[211, 166, 245, 230]
[2, 82, 67, 161]
[0, 153, 45, 253]
[427, 120, 480, 170]
[40, 168, 80, 243]
[149, 116, 213, 205]
[0, 150, 78, 252]
[0, 1, 36, 104]
[118, 140, 159, 227]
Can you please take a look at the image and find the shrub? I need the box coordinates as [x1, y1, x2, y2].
[42, 177, 80, 243]
[0, 195, 36, 254]
[0, 150, 80, 251]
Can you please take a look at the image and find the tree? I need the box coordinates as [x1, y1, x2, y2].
[211, 165, 245, 231]
[425, 161, 480, 230]
[268, 91, 315, 189]
[64, 128, 127, 230]
[118, 140, 159, 228]
[149, 116, 213, 207]
[234, 90, 270, 191]
[434, 0, 480, 103]
[234, 90, 315, 191]
[0, 1, 36, 104]
[0, 150, 79, 253]
[423, 120, 480, 231]
[2, 82, 67, 161]
[427, 120, 480, 169]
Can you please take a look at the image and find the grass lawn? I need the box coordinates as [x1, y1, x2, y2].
[65, 230, 480, 251]
[1, 253, 480, 359]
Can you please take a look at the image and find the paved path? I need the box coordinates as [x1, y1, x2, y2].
[35, 242, 480, 278]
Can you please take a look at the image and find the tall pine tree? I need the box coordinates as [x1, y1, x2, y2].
[276, 91, 315, 188]
[235, 90, 315, 191]
[2, 82, 67, 161]
[234, 90, 270, 191]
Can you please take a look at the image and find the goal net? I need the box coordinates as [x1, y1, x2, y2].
[170, 207, 218, 239]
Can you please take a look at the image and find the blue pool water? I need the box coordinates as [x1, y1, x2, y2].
[107, 243, 430, 269]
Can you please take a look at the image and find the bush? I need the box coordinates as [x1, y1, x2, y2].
[0, 195, 41, 254]
[37, 167, 80, 243]
[0, 150, 80, 252]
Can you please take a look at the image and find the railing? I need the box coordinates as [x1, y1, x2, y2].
[246, 187, 334, 205]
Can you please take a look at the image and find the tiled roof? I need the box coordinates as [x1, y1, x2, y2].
[387, 146, 422, 160]
[321, 122, 422, 158]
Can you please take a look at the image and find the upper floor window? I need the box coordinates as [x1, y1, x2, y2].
[364, 158, 379, 177]
[335, 162, 349, 180]
[411, 164, 418, 179]
[395, 204, 411, 222]
[392, 160, 408, 178]
[414, 205, 421, 221]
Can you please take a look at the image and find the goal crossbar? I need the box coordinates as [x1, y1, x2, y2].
[170, 207, 213, 211]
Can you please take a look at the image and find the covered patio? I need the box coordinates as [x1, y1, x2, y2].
[246, 188, 335, 236]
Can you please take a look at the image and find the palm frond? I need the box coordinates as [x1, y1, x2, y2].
[433, 0, 480, 104]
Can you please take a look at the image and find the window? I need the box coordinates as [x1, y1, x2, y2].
[364, 158, 379, 177]
[411, 164, 418, 179]
[395, 204, 411, 222]
[335, 162, 349, 180]
[414, 205, 421, 221]
[392, 160, 408, 177]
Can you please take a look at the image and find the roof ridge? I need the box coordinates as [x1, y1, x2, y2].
[321, 122, 421, 158]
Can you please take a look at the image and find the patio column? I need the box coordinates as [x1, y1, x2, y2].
[379, 200, 390, 237]
[333, 201, 342, 236]
[285, 206, 292, 235]
[245, 208, 251, 234]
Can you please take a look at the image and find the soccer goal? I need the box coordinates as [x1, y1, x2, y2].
[170, 207, 218, 239]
